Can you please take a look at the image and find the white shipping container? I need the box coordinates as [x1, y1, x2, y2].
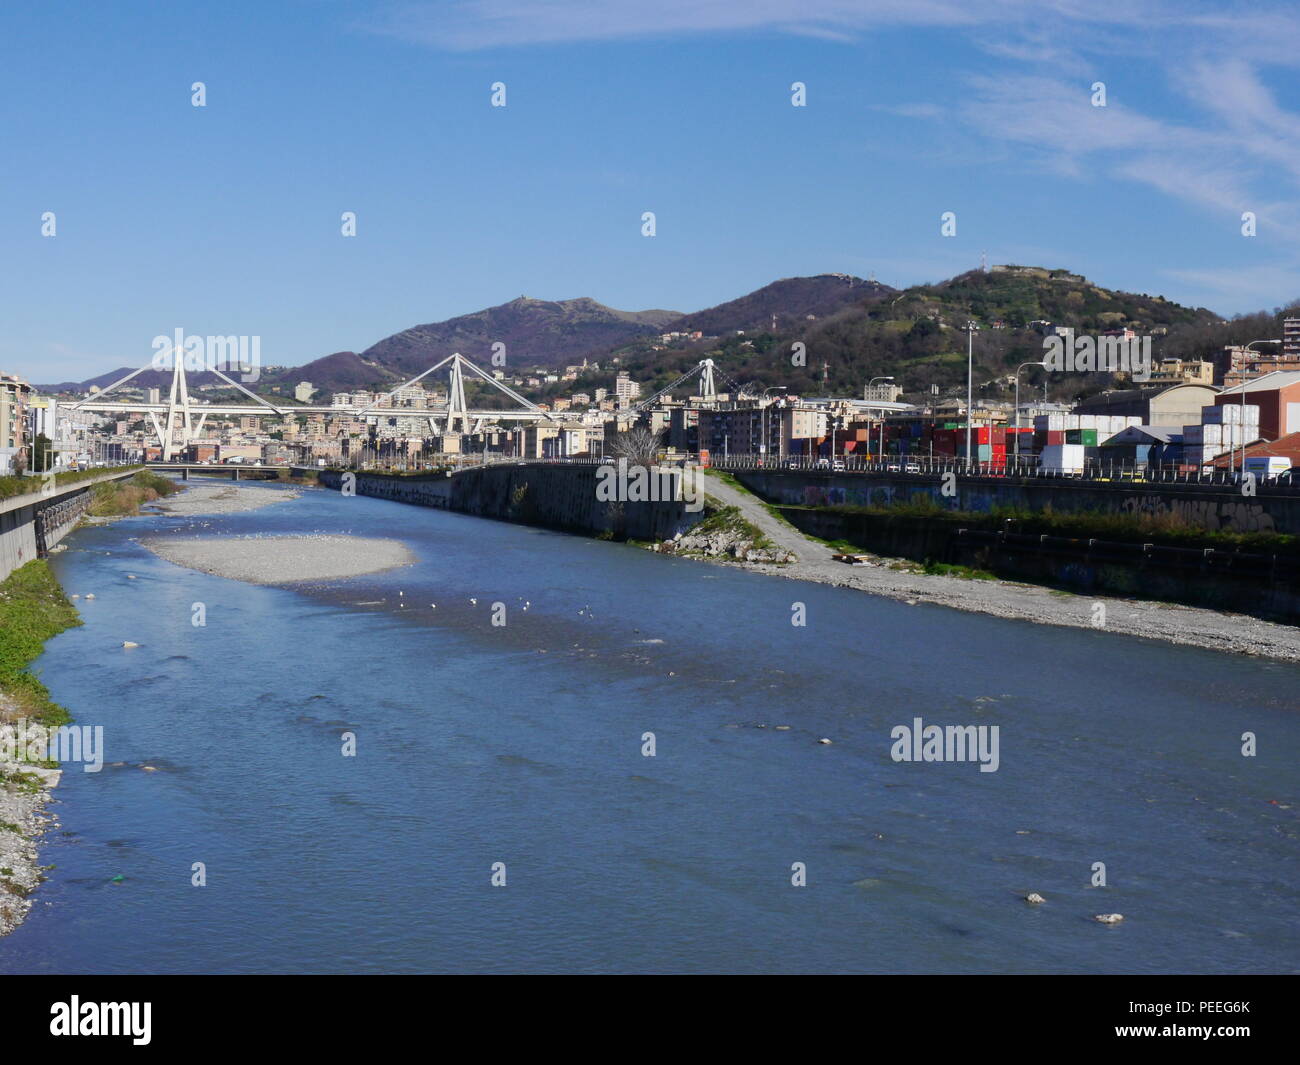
[1205, 403, 1260, 425]
[1040, 443, 1086, 473]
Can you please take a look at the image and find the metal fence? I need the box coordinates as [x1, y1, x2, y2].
[322, 450, 1300, 491]
[705, 453, 1300, 489]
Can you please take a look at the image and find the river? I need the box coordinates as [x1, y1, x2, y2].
[1, 481, 1296, 973]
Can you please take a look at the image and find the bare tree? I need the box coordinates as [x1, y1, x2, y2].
[608, 427, 664, 464]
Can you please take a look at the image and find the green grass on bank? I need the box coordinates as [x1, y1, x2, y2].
[0, 465, 144, 503]
[921, 560, 998, 581]
[793, 498, 1300, 556]
[703, 468, 744, 490]
[694, 500, 775, 551]
[0, 560, 81, 728]
[86, 470, 181, 517]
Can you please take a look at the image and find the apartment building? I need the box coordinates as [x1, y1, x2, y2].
[1, 372, 33, 472]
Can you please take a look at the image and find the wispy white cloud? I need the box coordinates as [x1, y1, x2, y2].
[362, 0, 1300, 56]
[359, 0, 1300, 309]
[364, 0, 1027, 51]
[1163, 263, 1300, 311]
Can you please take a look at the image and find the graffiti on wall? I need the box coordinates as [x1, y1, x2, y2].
[1120, 494, 1276, 533]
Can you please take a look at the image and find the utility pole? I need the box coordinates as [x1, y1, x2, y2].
[965, 322, 978, 471]
[868, 376, 894, 462]
[1015, 361, 1047, 469]
[1236, 339, 1281, 476]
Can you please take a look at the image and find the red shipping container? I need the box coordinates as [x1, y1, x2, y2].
[1047, 430, 1065, 445]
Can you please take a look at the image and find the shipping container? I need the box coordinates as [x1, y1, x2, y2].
[1040, 444, 1086, 473]
[1205, 404, 1260, 425]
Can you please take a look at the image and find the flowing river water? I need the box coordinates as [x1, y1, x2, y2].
[1, 480, 1296, 973]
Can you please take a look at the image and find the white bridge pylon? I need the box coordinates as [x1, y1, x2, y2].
[70, 350, 556, 459]
[357, 352, 556, 436]
[632, 358, 738, 414]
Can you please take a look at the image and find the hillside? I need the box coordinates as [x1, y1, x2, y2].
[602, 267, 1232, 405]
[663, 273, 893, 335]
[40, 268, 1294, 407]
[358, 296, 680, 377]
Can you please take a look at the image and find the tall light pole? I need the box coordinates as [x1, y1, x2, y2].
[1014, 361, 1047, 469]
[868, 376, 894, 462]
[1236, 339, 1281, 476]
[761, 386, 786, 464]
[964, 322, 978, 470]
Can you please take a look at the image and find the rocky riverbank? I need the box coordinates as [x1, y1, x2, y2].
[151, 481, 301, 516]
[0, 718, 60, 937]
[687, 470, 1300, 663]
[0, 560, 81, 937]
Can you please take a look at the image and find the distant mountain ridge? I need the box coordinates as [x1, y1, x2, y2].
[39, 269, 1260, 402]
[357, 296, 681, 378]
[663, 273, 893, 335]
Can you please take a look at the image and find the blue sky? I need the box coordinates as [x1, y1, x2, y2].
[3, 0, 1299, 382]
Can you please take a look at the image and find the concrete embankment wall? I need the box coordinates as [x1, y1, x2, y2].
[0, 471, 137, 582]
[777, 505, 1300, 621]
[318, 464, 703, 542]
[734, 469, 1300, 535]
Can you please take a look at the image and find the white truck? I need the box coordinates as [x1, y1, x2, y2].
[1243, 455, 1291, 481]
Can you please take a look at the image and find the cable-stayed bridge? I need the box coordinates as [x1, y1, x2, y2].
[68, 350, 561, 459]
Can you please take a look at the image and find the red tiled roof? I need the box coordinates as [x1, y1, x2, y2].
[1209, 431, 1300, 468]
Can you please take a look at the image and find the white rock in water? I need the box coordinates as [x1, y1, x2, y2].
[1094, 913, 1124, 924]
[1025, 893, 1045, 904]
[122, 641, 139, 649]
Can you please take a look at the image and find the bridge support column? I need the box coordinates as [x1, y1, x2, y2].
[231, 468, 239, 482]
[182, 467, 189, 481]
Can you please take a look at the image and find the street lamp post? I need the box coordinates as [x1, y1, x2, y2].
[868, 376, 894, 463]
[1236, 340, 1282, 477]
[1014, 361, 1047, 469]
[964, 322, 978, 471]
[761, 386, 786, 465]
